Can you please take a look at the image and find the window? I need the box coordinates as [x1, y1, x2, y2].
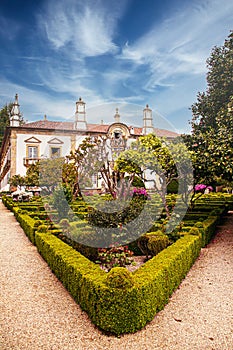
[50, 147, 61, 158]
[114, 131, 122, 139]
[28, 146, 38, 159]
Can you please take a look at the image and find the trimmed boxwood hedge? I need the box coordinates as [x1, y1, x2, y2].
[12, 206, 37, 244]
[35, 230, 201, 335]
[2, 193, 232, 335]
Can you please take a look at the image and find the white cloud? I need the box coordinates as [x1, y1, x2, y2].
[2, 0, 232, 136]
[38, 0, 127, 57]
[119, 0, 233, 90]
[0, 79, 75, 120]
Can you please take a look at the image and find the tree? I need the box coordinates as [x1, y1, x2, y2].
[0, 104, 11, 148]
[39, 157, 65, 193]
[65, 136, 132, 200]
[191, 31, 233, 131]
[9, 174, 25, 189]
[210, 98, 233, 184]
[65, 137, 99, 199]
[115, 134, 193, 217]
[183, 31, 233, 187]
[25, 163, 40, 186]
[0, 99, 24, 148]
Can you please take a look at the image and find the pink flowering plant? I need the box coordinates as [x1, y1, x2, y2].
[194, 184, 213, 193]
[132, 187, 150, 200]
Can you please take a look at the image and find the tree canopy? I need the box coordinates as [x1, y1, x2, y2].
[0, 104, 11, 148]
[115, 134, 193, 216]
[191, 31, 233, 131]
[183, 31, 233, 187]
[0, 100, 24, 148]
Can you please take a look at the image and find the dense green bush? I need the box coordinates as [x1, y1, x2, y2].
[2, 192, 231, 335]
[37, 224, 48, 233]
[147, 234, 171, 256]
[167, 179, 178, 194]
[137, 231, 170, 259]
[106, 267, 134, 289]
[14, 211, 37, 244]
[34, 230, 201, 335]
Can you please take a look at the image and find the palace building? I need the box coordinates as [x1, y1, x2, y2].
[0, 94, 178, 190]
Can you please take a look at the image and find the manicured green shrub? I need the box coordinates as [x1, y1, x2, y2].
[137, 231, 170, 259]
[36, 225, 48, 233]
[34, 230, 201, 335]
[131, 175, 145, 188]
[187, 227, 201, 236]
[2, 196, 17, 210]
[147, 234, 170, 256]
[15, 213, 37, 244]
[167, 179, 178, 194]
[2, 192, 231, 335]
[106, 267, 134, 289]
[33, 220, 44, 228]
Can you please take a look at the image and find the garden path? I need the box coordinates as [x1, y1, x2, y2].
[0, 200, 232, 350]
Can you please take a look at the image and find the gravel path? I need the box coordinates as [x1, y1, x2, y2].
[0, 200, 233, 350]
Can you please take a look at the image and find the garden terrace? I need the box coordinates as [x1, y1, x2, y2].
[1, 193, 233, 335]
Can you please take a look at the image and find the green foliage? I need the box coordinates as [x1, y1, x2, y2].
[13, 210, 37, 244]
[147, 234, 171, 256]
[36, 224, 48, 233]
[9, 174, 25, 188]
[137, 231, 170, 259]
[191, 32, 233, 130]
[116, 134, 193, 216]
[25, 163, 39, 186]
[184, 32, 233, 186]
[167, 179, 178, 193]
[33, 220, 44, 228]
[106, 267, 134, 289]
[2, 193, 230, 335]
[187, 227, 201, 237]
[39, 157, 65, 192]
[130, 175, 145, 188]
[0, 104, 10, 147]
[87, 197, 146, 228]
[34, 229, 202, 335]
[51, 184, 71, 220]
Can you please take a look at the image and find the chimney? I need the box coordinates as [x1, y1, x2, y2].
[10, 94, 21, 127]
[114, 108, 120, 123]
[142, 104, 154, 135]
[74, 97, 87, 130]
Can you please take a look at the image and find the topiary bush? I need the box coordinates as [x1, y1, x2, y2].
[147, 234, 171, 256]
[33, 220, 44, 228]
[137, 231, 170, 259]
[36, 224, 48, 233]
[167, 179, 178, 194]
[106, 267, 134, 289]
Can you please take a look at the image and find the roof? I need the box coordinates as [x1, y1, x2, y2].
[22, 119, 179, 138]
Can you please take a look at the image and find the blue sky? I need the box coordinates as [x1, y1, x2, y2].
[0, 0, 232, 133]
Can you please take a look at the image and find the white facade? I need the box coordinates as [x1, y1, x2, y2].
[15, 133, 73, 177]
[0, 96, 178, 190]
